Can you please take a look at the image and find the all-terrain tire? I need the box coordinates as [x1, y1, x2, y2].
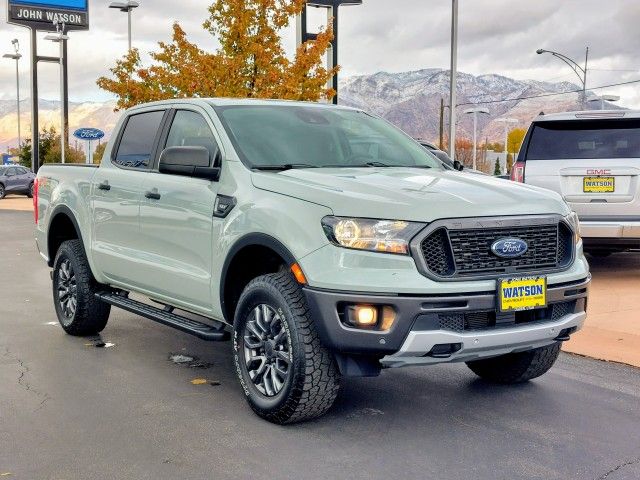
[52, 239, 111, 336]
[233, 271, 340, 424]
[466, 343, 561, 384]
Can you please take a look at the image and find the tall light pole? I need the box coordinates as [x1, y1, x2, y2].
[464, 107, 489, 170]
[45, 23, 70, 164]
[588, 94, 620, 110]
[448, 0, 458, 160]
[3, 39, 22, 150]
[109, 1, 140, 51]
[496, 117, 518, 167]
[537, 47, 589, 108]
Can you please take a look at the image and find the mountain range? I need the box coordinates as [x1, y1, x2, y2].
[0, 69, 618, 152]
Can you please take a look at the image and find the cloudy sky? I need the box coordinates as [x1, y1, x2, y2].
[1, 0, 640, 107]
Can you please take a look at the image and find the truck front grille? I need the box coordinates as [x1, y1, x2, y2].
[417, 220, 574, 279]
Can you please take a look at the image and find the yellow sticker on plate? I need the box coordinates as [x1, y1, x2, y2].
[583, 176, 615, 193]
[499, 276, 547, 312]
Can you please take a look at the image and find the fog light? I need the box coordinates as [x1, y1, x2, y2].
[344, 305, 397, 331]
[355, 306, 377, 326]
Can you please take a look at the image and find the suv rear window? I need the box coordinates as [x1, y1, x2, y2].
[525, 119, 640, 160]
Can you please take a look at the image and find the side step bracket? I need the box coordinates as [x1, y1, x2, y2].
[96, 291, 229, 341]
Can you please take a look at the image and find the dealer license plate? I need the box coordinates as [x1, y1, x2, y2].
[498, 276, 547, 313]
[583, 176, 615, 193]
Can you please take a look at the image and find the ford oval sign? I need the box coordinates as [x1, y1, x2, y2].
[73, 128, 105, 141]
[491, 238, 529, 258]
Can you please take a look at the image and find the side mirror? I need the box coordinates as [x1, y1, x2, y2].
[158, 146, 220, 181]
[453, 160, 464, 171]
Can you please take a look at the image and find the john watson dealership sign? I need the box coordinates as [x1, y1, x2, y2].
[8, 0, 89, 31]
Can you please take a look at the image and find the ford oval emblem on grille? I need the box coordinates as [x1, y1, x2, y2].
[491, 238, 529, 258]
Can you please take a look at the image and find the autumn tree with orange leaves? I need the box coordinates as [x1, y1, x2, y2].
[97, 0, 337, 110]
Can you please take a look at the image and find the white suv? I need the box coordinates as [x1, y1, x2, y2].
[513, 110, 640, 256]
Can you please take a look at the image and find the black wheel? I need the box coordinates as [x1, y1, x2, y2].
[233, 271, 340, 424]
[466, 343, 561, 384]
[52, 239, 111, 336]
[27, 182, 34, 199]
[0, 183, 5, 200]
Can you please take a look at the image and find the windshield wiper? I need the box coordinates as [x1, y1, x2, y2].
[252, 163, 319, 171]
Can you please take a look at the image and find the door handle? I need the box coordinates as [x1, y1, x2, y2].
[98, 181, 111, 191]
[145, 190, 161, 200]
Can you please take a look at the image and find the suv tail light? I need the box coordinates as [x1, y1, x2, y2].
[511, 162, 525, 183]
[33, 178, 39, 224]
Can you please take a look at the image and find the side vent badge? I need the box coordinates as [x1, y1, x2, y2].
[213, 195, 237, 218]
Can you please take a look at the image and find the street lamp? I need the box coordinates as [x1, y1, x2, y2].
[45, 24, 70, 164]
[448, 0, 459, 160]
[537, 47, 589, 107]
[588, 94, 620, 110]
[3, 39, 22, 151]
[109, 1, 140, 51]
[464, 108, 489, 170]
[496, 117, 518, 162]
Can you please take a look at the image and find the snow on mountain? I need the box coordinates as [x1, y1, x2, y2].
[0, 69, 620, 152]
[339, 69, 609, 143]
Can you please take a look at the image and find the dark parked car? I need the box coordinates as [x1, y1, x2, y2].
[0, 165, 36, 199]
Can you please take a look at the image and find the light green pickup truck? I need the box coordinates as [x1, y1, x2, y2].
[35, 99, 590, 424]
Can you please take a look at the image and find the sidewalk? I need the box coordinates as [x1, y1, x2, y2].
[0, 195, 33, 212]
[564, 252, 640, 368]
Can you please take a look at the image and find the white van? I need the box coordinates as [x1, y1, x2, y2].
[513, 110, 640, 256]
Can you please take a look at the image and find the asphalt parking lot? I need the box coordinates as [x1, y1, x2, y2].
[1, 207, 640, 480]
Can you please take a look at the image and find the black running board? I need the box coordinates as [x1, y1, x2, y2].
[96, 291, 229, 341]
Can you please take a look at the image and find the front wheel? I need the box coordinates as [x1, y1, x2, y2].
[233, 271, 340, 424]
[466, 343, 561, 384]
[0, 184, 5, 200]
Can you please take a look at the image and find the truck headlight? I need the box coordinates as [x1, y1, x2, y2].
[322, 217, 424, 255]
[564, 211, 581, 244]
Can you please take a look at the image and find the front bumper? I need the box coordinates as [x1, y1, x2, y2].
[303, 276, 590, 365]
[580, 220, 640, 240]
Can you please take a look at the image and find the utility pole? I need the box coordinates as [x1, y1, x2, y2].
[439, 98, 445, 150]
[448, 0, 458, 160]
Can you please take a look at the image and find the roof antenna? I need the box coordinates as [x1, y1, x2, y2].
[539, 111, 545, 116]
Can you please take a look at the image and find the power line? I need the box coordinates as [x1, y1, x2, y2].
[456, 78, 640, 107]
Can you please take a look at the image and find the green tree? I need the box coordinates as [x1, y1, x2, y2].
[97, 0, 336, 110]
[493, 158, 502, 176]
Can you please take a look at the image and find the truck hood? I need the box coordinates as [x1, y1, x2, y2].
[251, 168, 569, 222]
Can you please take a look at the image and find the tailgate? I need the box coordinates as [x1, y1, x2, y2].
[523, 118, 640, 219]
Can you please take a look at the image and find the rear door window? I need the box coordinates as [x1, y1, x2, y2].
[114, 111, 165, 169]
[526, 119, 640, 160]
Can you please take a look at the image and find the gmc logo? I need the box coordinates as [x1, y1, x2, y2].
[587, 169, 611, 175]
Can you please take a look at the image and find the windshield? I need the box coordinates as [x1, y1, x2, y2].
[526, 119, 640, 160]
[215, 105, 443, 170]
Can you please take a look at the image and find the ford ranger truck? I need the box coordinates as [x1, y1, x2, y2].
[34, 99, 590, 424]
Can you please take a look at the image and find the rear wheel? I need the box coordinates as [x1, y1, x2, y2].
[27, 182, 34, 199]
[52, 239, 110, 336]
[466, 343, 561, 384]
[233, 271, 340, 424]
[0, 184, 5, 200]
